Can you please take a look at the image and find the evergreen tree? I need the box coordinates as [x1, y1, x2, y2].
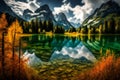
[107, 18, 115, 33]
[103, 20, 108, 33]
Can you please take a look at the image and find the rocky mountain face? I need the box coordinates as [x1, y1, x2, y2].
[19, 4, 56, 22]
[81, 0, 120, 27]
[34, 4, 57, 24]
[23, 9, 33, 20]
[15, 0, 27, 2]
[1, 0, 73, 30]
[22, 4, 72, 29]
[57, 12, 73, 30]
[0, 0, 23, 20]
[0, 0, 26, 26]
[0, 0, 14, 15]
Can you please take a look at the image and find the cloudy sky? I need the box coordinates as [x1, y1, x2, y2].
[5, 0, 120, 27]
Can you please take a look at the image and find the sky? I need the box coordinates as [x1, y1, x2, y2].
[5, 0, 120, 27]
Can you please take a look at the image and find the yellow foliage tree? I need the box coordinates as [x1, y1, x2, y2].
[8, 19, 23, 43]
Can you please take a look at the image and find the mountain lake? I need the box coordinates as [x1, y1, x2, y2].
[20, 34, 120, 79]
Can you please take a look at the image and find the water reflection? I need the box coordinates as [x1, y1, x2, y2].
[22, 51, 42, 66]
[50, 42, 96, 62]
[81, 35, 120, 57]
[21, 34, 120, 66]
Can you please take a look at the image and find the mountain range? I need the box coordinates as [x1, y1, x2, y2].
[81, 0, 120, 28]
[1, 0, 120, 31]
[0, 0, 73, 30]
[0, 0, 24, 20]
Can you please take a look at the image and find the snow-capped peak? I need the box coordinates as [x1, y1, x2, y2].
[28, 1, 40, 12]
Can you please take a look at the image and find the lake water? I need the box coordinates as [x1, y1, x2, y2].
[21, 34, 120, 66]
[20, 34, 120, 79]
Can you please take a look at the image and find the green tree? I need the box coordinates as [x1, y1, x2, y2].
[103, 20, 108, 33]
[68, 27, 76, 32]
[53, 25, 65, 34]
[107, 18, 115, 33]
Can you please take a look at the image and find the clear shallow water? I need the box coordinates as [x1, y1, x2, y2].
[21, 34, 120, 66]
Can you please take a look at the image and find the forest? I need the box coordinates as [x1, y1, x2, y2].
[1, 13, 120, 35]
[77, 17, 120, 34]
[0, 12, 120, 80]
[21, 17, 120, 34]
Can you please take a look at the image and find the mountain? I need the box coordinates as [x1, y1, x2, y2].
[21, 4, 72, 29]
[71, 22, 80, 28]
[34, 4, 57, 24]
[15, 0, 28, 3]
[57, 12, 73, 30]
[23, 9, 33, 20]
[0, 0, 25, 21]
[0, 0, 25, 26]
[1, 0, 73, 30]
[81, 0, 120, 28]
[0, 0, 16, 16]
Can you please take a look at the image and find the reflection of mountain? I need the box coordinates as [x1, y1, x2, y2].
[21, 35, 96, 62]
[22, 43, 96, 66]
[21, 34, 120, 64]
[81, 35, 120, 58]
[50, 43, 96, 62]
[22, 51, 41, 67]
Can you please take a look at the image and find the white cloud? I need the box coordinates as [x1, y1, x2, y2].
[50, 43, 96, 62]
[22, 51, 41, 66]
[53, 0, 119, 26]
[62, 0, 67, 3]
[4, 0, 40, 16]
[53, 2, 72, 15]
[53, 0, 93, 26]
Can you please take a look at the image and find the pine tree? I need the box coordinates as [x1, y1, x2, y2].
[103, 20, 108, 33]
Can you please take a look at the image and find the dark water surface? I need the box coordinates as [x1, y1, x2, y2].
[21, 34, 120, 62]
[20, 34, 120, 79]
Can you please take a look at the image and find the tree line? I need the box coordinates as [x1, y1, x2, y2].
[21, 18, 65, 34]
[77, 18, 120, 34]
[1, 13, 120, 34]
[21, 17, 120, 34]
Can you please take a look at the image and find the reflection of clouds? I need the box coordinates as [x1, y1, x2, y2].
[22, 36, 97, 67]
[50, 42, 96, 62]
[22, 50, 41, 66]
[50, 37, 96, 62]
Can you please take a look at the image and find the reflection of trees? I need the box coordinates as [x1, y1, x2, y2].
[82, 35, 120, 57]
[21, 34, 120, 60]
[21, 35, 82, 51]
